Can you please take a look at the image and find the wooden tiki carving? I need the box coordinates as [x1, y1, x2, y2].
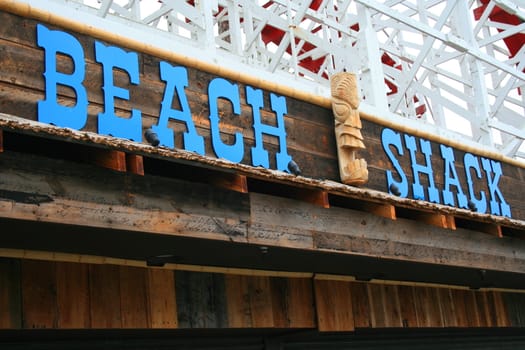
[330, 72, 368, 186]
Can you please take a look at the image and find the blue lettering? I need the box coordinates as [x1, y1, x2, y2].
[464, 153, 487, 214]
[440, 145, 468, 208]
[36, 24, 88, 130]
[152, 62, 204, 154]
[246, 87, 292, 172]
[404, 135, 440, 203]
[381, 128, 408, 197]
[95, 41, 141, 141]
[208, 78, 243, 163]
[481, 158, 512, 217]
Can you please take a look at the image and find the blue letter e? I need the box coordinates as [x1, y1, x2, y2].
[95, 41, 142, 141]
[37, 24, 88, 130]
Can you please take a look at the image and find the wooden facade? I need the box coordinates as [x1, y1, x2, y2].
[1, 4, 525, 346]
[2, 258, 525, 332]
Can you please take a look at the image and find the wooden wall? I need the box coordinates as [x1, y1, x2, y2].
[0, 10, 524, 220]
[1, 258, 525, 331]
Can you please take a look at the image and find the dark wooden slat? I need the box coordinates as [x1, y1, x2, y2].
[225, 274, 251, 328]
[450, 289, 482, 327]
[413, 287, 443, 327]
[284, 278, 316, 328]
[225, 275, 275, 328]
[247, 276, 274, 328]
[56, 262, 90, 328]
[314, 279, 355, 332]
[21, 260, 57, 329]
[176, 271, 227, 328]
[397, 285, 418, 328]
[89, 264, 122, 328]
[436, 288, 458, 328]
[350, 282, 372, 328]
[147, 269, 177, 329]
[487, 291, 511, 327]
[0, 129, 4, 153]
[383, 284, 403, 327]
[120, 266, 149, 328]
[502, 292, 525, 327]
[0, 258, 21, 329]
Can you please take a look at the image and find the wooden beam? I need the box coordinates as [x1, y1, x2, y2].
[396, 207, 455, 229]
[249, 178, 329, 207]
[90, 149, 127, 172]
[294, 189, 329, 208]
[211, 174, 248, 193]
[126, 154, 144, 176]
[0, 129, 3, 153]
[456, 218, 503, 237]
[362, 202, 396, 220]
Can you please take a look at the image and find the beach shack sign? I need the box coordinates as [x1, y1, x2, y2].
[34, 23, 512, 218]
[36, 24, 293, 172]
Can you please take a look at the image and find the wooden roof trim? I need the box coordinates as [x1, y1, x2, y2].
[1, 113, 524, 231]
[2, 1, 523, 169]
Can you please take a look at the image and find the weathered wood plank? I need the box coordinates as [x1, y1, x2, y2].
[450, 289, 482, 327]
[383, 284, 403, 327]
[270, 277, 315, 328]
[147, 269, 177, 329]
[436, 288, 457, 328]
[0, 258, 21, 329]
[314, 279, 354, 331]
[225, 274, 275, 328]
[397, 285, 418, 328]
[413, 287, 443, 328]
[89, 264, 122, 328]
[475, 291, 491, 328]
[486, 291, 511, 327]
[502, 292, 525, 327]
[247, 276, 274, 328]
[284, 278, 316, 328]
[55, 262, 91, 328]
[225, 274, 251, 328]
[21, 260, 57, 329]
[119, 266, 150, 328]
[176, 271, 227, 328]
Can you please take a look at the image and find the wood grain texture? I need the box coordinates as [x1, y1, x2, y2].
[56, 262, 90, 328]
[89, 264, 122, 328]
[21, 260, 57, 329]
[314, 279, 355, 331]
[0, 258, 21, 329]
[119, 266, 149, 328]
[176, 271, 227, 328]
[225, 274, 275, 328]
[147, 269, 177, 329]
[4, 258, 525, 331]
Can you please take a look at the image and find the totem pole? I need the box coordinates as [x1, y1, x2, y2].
[330, 72, 368, 186]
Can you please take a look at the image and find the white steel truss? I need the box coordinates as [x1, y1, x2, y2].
[16, 0, 525, 158]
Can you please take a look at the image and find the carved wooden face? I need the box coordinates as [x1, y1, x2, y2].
[330, 73, 359, 110]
